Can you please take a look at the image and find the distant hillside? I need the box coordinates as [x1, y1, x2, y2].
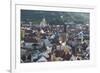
[21, 10, 90, 25]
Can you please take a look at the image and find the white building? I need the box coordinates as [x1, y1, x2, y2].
[40, 18, 49, 27]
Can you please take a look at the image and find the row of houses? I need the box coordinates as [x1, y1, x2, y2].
[20, 18, 89, 63]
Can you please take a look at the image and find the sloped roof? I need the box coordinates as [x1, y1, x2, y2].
[37, 56, 47, 62]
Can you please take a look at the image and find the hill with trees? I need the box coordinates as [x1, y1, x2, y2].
[21, 10, 89, 25]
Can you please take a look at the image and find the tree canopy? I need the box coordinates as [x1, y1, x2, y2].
[21, 10, 90, 25]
